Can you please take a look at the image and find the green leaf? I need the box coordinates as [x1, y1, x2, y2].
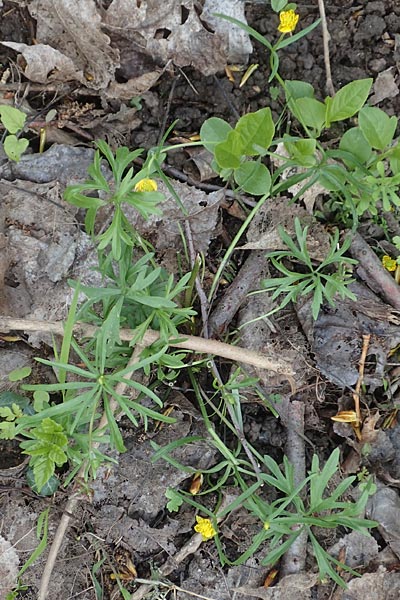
[215, 130, 243, 169]
[358, 106, 398, 150]
[318, 164, 348, 191]
[389, 144, 400, 175]
[33, 390, 50, 412]
[292, 97, 326, 133]
[8, 366, 32, 382]
[32, 456, 57, 491]
[26, 468, 59, 496]
[17, 508, 49, 577]
[235, 107, 275, 155]
[271, 0, 287, 11]
[3, 135, 29, 161]
[0, 105, 26, 133]
[310, 448, 340, 507]
[234, 161, 271, 195]
[277, 19, 321, 50]
[20, 417, 68, 489]
[0, 391, 31, 411]
[0, 421, 17, 439]
[285, 80, 315, 102]
[339, 127, 372, 164]
[165, 488, 184, 512]
[325, 78, 373, 124]
[200, 117, 232, 153]
[284, 137, 317, 167]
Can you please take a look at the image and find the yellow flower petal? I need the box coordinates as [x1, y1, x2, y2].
[134, 178, 158, 192]
[382, 255, 397, 272]
[278, 10, 299, 34]
[194, 516, 217, 541]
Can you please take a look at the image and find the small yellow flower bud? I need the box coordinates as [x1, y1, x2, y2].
[134, 178, 158, 192]
[194, 516, 217, 541]
[263, 521, 270, 530]
[382, 255, 397, 272]
[278, 10, 299, 34]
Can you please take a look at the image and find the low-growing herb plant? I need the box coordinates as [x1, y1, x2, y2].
[0, 104, 29, 161]
[0, 141, 197, 493]
[262, 217, 357, 319]
[157, 375, 377, 589]
[64, 140, 165, 260]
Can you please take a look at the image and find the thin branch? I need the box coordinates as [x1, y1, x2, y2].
[280, 400, 307, 576]
[318, 0, 335, 96]
[0, 316, 295, 377]
[353, 333, 371, 437]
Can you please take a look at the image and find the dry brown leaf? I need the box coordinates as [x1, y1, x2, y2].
[370, 67, 399, 105]
[28, 0, 119, 90]
[0, 42, 83, 84]
[6, 0, 251, 96]
[104, 0, 227, 79]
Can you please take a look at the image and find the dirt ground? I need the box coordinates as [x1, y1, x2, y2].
[1, 1, 400, 599]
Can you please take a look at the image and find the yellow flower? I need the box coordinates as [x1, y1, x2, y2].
[134, 178, 158, 192]
[278, 9, 299, 34]
[382, 254, 397, 272]
[263, 521, 270, 531]
[194, 516, 217, 541]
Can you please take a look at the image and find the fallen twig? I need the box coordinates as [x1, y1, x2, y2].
[353, 333, 371, 438]
[280, 400, 307, 576]
[0, 316, 295, 376]
[209, 251, 269, 337]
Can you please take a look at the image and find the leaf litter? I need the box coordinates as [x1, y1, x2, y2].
[2, 0, 252, 97]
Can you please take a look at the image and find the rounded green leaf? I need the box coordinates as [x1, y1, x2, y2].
[215, 130, 243, 169]
[284, 137, 317, 167]
[358, 106, 398, 150]
[271, 0, 287, 11]
[234, 161, 271, 195]
[285, 80, 315, 102]
[26, 468, 59, 496]
[8, 366, 32, 382]
[318, 164, 348, 191]
[200, 117, 232, 153]
[293, 98, 326, 133]
[0, 105, 26, 133]
[3, 135, 29, 161]
[339, 127, 372, 164]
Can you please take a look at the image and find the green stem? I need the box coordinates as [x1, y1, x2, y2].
[207, 192, 270, 304]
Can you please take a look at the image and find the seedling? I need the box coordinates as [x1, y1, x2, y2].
[0, 105, 29, 161]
